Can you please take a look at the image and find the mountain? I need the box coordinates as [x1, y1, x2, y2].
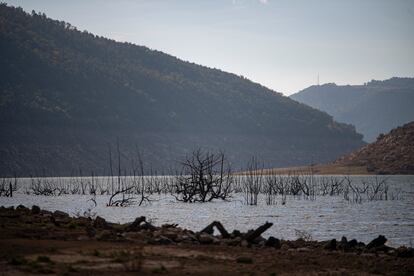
[0, 4, 364, 176]
[266, 121, 414, 175]
[290, 78, 414, 142]
[334, 121, 414, 174]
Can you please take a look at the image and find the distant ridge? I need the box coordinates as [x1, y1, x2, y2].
[0, 4, 364, 176]
[267, 121, 414, 175]
[334, 121, 414, 175]
[290, 78, 414, 142]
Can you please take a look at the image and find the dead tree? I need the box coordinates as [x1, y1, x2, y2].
[135, 146, 151, 206]
[174, 149, 233, 203]
[242, 157, 263, 205]
[107, 186, 135, 207]
[0, 178, 16, 197]
[244, 222, 273, 243]
[200, 221, 230, 238]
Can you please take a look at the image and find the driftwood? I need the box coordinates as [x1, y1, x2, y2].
[200, 221, 230, 238]
[200, 221, 273, 243]
[127, 216, 156, 231]
[244, 222, 273, 243]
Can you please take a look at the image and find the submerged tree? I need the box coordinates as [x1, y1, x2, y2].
[174, 149, 233, 203]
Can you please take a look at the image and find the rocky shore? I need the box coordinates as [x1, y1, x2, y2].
[1, 205, 413, 275]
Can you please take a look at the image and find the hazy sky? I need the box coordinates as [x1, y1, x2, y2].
[5, 0, 414, 95]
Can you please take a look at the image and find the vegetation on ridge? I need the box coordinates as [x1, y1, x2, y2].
[0, 4, 364, 176]
[291, 77, 414, 142]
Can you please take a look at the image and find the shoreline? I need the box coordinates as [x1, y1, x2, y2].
[1, 205, 413, 275]
[257, 164, 372, 176]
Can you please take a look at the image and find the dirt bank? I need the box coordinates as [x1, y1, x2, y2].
[1, 205, 413, 275]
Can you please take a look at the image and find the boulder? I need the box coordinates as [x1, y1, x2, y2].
[232, 230, 242, 238]
[198, 233, 216, 244]
[348, 239, 358, 248]
[16, 205, 28, 211]
[396, 246, 414, 258]
[153, 235, 173, 245]
[265, 236, 281, 249]
[31, 205, 41, 214]
[53, 210, 69, 218]
[338, 236, 350, 250]
[324, 239, 337, 250]
[85, 226, 97, 237]
[366, 235, 387, 249]
[93, 216, 108, 229]
[96, 230, 115, 241]
[161, 229, 179, 241]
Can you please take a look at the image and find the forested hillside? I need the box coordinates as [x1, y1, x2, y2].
[0, 4, 364, 176]
[291, 78, 414, 142]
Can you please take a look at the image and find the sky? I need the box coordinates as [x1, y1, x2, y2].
[4, 0, 414, 95]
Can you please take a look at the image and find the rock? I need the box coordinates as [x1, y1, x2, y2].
[161, 230, 179, 241]
[358, 242, 366, 247]
[96, 230, 115, 241]
[153, 230, 162, 238]
[224, 237, 242, 246]
[76, 217, 92, 227]
[31, 205, 41, 214]
[161, 223, 178, 228]
[324, 239, 337, 250]
[396, 246, 414, 258]
[185, 232, 198, 242]
[178, 234, 196, 243]
[374, 245, 392, 252]
[53, 210, 69, 218]
[93, 216, 108, 229]
[241, 240, 249, 247]
[127, 216, 156, 232]
[297, 247, 311, 252]
[213, 237, 221, 245]
[265, 236, 281, 249]
[51, 213, 71, 226]
[338, 236, 350, 250]
[16, 205, 27, 210]
[129, 216, 146, 228]
[198, 233, 215, 244]
[366, 235, 387, 249]
[232, 230, 242, 237]
[154, 235, 173, 245]
[252, 236, 266, 245]
[77, 235, 90, 241]
[280, 243, 290, 250]
[123, 232, 147, 241]
[86, 226, 97, 237]
[40, 210, 52, 216]
[50, 218, 58, 226]
[348, 239, 358, 248]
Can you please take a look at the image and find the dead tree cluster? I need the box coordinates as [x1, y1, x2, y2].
[174, 149, 233, 203]
[243, 157, 263, 205]
[3, 142, 401, 207]
[343, 176, 393, 203]
[0, 177, 17, 197]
